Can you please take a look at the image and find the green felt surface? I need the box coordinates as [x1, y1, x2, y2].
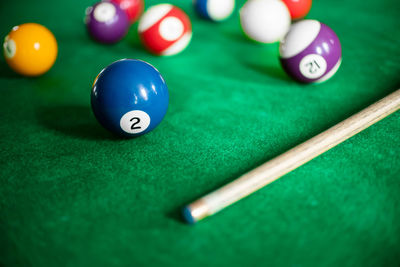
[1, 0, 400, 266]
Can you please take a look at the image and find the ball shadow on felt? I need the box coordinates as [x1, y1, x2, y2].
[0, 61, 24, 79]
[36, 105, 116, 141]
[243, 60, 291, 82]
[223, 30, 292, 82]
[223, 30, 254, 45]
[242, 44, 292, 82]
[126, 23, 145, 52]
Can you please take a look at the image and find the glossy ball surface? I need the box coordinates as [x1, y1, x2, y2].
[282, 0, 312, 20]
[280, 20, 342, 83]
[194, 0, 235, 22]
[138, 4, 192, 56]
[109, 0, 144, 23]
[85, 1, 129, 43]
[3, 23, 57, 76]
[91, 59, 169, 137]
[240, 0, 291, 43]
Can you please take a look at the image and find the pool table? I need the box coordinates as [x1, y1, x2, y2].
[0, 0, 399, 266]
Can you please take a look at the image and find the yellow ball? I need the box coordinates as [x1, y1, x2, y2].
[3, 23, 58, 76]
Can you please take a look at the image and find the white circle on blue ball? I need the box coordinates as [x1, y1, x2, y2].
[299, 54, 327, 79]
[120, 110, 151, 134]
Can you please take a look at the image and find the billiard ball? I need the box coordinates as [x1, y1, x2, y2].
[91, 59, 169, 137]
[194, 0, 235, 22]
[282, 0, 312, 20]
[109, 0, 144, 24]
[85, 1, 129, 43]
[279, 20, 342, 83]
[3, 23, 57, 76]
[138, 4, 192, 56]
[240, 0, 291, 43]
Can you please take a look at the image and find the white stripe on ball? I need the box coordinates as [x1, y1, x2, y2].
[207, 0, 235, 21]
[280, 20, 321, 59]
[161, 32, 192, 56]
[138, 4, 173, 32]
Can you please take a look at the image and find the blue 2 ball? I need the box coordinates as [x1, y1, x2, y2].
[91, 59, 169, 137]
[194, 0, 235, 22]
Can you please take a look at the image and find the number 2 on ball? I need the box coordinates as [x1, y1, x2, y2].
[130, 117, 141, 130]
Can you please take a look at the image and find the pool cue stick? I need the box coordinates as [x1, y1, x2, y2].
[183, 89, 400, 224]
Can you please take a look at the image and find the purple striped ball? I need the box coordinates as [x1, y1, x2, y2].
[280, 20, 342, 83]
[85, 1, 129, 44]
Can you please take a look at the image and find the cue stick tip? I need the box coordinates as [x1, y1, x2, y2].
[182, 200, 210, 224]
[182, 206, 197, 224]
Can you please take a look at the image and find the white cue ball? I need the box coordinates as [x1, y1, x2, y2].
[240, 0, 291, 43]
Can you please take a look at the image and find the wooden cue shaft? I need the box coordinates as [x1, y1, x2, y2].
[184, 89, 400, 223]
